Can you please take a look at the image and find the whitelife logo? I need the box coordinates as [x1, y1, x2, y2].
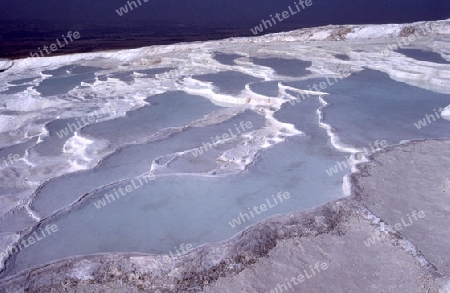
[29, 31, 81, 58]
[1, 224, 58, 259]
[93, 172, 155, 209]
[414, 107, 446, 130]
[364, 210, 425, 247]
[325, 139, 388, 176]
[191, 121, 253, 158]
[380, 22, 437, 57]
[148, 243, 194, 270]
[228, 192, 290, 228]
[55, 103, 118, 139]
[251, 0, 313, 35]
[0, 153, 22, 170]
[266, 262, 329, 293]
[116, 0, 150, 16]
[288, 70, 350, 106]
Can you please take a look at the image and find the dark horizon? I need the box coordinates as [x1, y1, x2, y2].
[2, 0, 449, 23]
[1, 0, 449, 59]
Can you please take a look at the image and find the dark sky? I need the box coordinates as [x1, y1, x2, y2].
[1, 0, 449, 25]
[1, 0, 449, 58]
